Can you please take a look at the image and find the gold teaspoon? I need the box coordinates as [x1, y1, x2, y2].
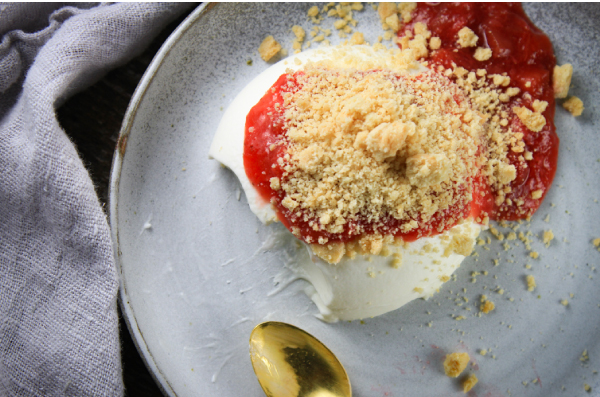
[249, 321, 352, 397]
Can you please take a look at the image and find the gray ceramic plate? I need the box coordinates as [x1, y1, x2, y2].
[110, 3, 600, 396]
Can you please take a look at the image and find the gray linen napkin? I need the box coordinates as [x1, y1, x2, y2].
[0, 3, 191, 395]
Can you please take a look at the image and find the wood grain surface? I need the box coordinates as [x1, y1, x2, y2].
[56, 8, 196, 397]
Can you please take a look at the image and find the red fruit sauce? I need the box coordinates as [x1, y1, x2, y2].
[244, 3, 558, 245]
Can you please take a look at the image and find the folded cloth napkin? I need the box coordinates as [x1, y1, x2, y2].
[0, 3, 192, 395]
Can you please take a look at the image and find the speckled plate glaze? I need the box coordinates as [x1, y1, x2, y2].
[109, 3, 600, 396]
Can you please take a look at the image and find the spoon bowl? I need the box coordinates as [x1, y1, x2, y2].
[249, 321, 352, 397]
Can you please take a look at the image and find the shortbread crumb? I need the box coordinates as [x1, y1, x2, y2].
[457, 27, 478, 48]
[563, 96, 584, 116]
[542, 230, 554, 247]
[349, 31, 365, 45]
[444, 352, 470, 378]
[513, 106, 546, 132]
[292, 25, 306, 42]
[258, 36, 282, 61]
[553, 64, 573, 98]
[377, 2, 397, 22]
[307, 5, 319, 18]
[480, 296, 495, 313]
[277, 47, 485, 261]
[398, 2, 417, 23]
[463, 373, 478, 393]
[473, 47, 492, 61]
[531, 189, 543, 199]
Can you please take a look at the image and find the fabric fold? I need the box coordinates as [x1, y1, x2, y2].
[0, 3, 192, 396]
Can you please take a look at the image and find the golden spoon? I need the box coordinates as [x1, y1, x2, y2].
[249, 321, 352, 397]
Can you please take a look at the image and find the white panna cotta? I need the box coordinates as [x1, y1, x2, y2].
[209, 45, 482, 322]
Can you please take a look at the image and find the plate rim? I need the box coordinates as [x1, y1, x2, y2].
[108, 4, 211, 396]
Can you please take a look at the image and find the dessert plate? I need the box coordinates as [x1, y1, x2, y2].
[109, 3, 600, 396]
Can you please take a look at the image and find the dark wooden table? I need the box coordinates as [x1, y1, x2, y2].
[56, 8, 197, 396]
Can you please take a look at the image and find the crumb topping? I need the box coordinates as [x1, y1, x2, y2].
[349, 32, 365, 45]
[480, 295, 495, 313]
[526, 274, 536, 291]
[553, 64, 573, 99]
[398, 2, 417, 23]
[463, 373, 478, 393]
[542, 229, 554, 247]
[259, 36, 282, 61]
[377, 3, 397, 22]
[513, 106, 546, 132]
[473, 47, 492, 61]
[562, 96, 584, 117]
[429, 37, 441, 50]
[444, 352, 470, 377]
[275, 47, 484, 258]
[457, 27, 478, 48]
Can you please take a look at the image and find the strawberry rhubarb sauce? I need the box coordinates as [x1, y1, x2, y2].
[243, 4, 559, 262]
[245, 69, 488, 247]
[399, 2, 559, 220]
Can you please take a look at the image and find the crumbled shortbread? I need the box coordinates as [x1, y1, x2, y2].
[258, 36, 282, 61]
[398, 2, 417, 23]
[350, 2, 363, 11]
[531, 189, 543, 199]
[385, 13, 400, 32]
[513, 106, 546, 132]
[473, 47, 492, 61]
[480, 296, 495, 313]
[506, 87, 520, 97]
[444, 352, 470, 377]
[457, 27, 478, 47]
[429, 37, 441, 50]
[553, 64, 573, 98]
[292, 25, 306, 42]
[408, 34, 429, 59]
[334, 19, 348, 30]
[310, 242, 345, 264]
[497, 163, 517, 185]
[444, 231, 476, 257]
[542, 230, 554, 247]
[349, 31, 365, 45]
[463, 373, 478, 393]
[390, 252, 402, 268]
[270, 177, 280, 190]
[276, 47, 484, 262]
[414, 22, 431, 39]
[526, 275, 536, 291]
[307, 5, 319, 17]
[563, 96, 584, 116]
[491, 74, 510, 87]
[532, 99, 548, 113]
[377, 2, 397, 22]
[354, 120, 411, 161]
[406, 153, 451, 186]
